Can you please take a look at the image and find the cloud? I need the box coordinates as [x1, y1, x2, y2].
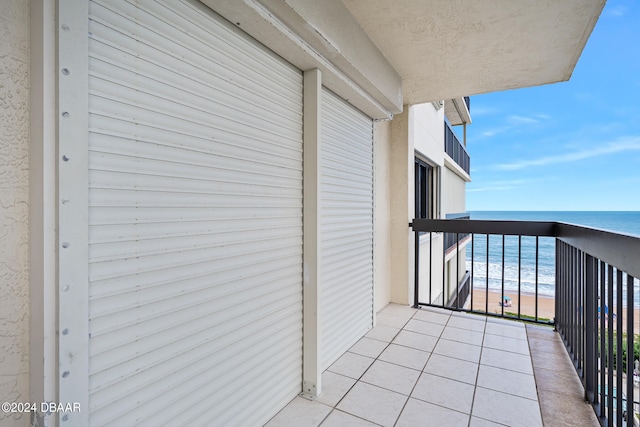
[474, 113, 549, 140]
[607, 5, 626, 16]
[494, 137, 640, 171]
[480, 126, 510, 137]
[507, 115, 540, 125]
[470, 106, 500, 117]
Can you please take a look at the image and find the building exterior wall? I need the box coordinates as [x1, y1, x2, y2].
[374, 120, 392, 312]
[0, 1, 30, 425]
[389, 110, 411, 304]
[443, 166, 467, 215]
[389, 103, 449, 305]
[412, 103, 445, 171]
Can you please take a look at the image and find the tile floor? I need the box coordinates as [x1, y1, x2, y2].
[266, 304, 598, 427]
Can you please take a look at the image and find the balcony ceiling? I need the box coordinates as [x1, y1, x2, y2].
[342, 0, 605, 104]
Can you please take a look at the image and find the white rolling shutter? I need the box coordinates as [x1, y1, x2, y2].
[320, 88, 374, 369]
[87, 1, 303, 425]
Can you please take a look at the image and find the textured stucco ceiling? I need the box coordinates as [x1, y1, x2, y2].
[342, 0, 605, 104]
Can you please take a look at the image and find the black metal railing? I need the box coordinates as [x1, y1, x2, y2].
[464, 96, 470, 113]
[410, 218, 640, 426]
[444, 122, 470, 175]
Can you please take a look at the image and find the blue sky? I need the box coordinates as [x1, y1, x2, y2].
[465, 0, 640, 211]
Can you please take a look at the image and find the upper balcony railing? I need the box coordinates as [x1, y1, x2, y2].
[410, 218, 640, 426]
[443, 213, 470, 253]
[444, 122, 470, 175]
[464, 96, 470, 112]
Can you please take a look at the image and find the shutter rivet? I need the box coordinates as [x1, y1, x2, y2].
[61, 68, 70, 76]
[62, 371, 70, 378]
[62, 112, 70, 118]
[62, 242, 70, 249]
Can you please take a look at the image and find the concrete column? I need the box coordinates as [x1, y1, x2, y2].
[302, 68, 322, 398]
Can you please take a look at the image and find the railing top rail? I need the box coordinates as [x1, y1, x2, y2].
[410, 218, 640, 279]
[411, 218, 556, 236]
[556, 222, 640, 279]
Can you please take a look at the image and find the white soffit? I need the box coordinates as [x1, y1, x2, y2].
[342, 0, 605, 104]
[444, 97, 471, 126]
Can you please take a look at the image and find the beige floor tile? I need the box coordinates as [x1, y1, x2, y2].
[480, 347, 533, 375]
[476, 364, 538, 400]
[447, 314, 487, 332]
[265, 397, 331, 427]
[403, 318, 445, 337]
[392, 330, 439, 352]
[413, 308, 451, 325]
[365, 325, 400, 343]
[483, 333, 530, 355]
[376, 312, 411, 329]
[412, 373, 475, 414]
[379, 304, 417, 319]
[328, 352, 375, 380]
[378, 343, 430, 371]
[423, 353, 479, 385]
[469, 416, 509, 426]
[336, 382, 407, 427]
[433, 338, 482, 363]
[440, 326, 484, 346]
[361, 360, 421, 395]
[348, 337, 389, 358]
[396, 398, 469, 427]
[485, 322, 528, 340]
[317, 371, 357, 407]
[319, 410, 380, 427]
[472, 387, 542, 427]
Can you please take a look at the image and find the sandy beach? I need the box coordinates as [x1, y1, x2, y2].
[469, 288, 640, 333]
[470, 288, 555, 322]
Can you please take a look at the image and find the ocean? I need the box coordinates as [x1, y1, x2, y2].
[466, 211, 640, 297]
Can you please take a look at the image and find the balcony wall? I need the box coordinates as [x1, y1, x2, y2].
[0, 1, 31, 424]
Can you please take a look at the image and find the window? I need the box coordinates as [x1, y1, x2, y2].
[415, 157, 435, 219]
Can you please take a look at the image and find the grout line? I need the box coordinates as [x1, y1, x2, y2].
[391, 308, 452, 426]
[467, 318, 486, 427]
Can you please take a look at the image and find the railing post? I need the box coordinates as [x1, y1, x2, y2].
[584, 254, 596, 403]
[413, 227, 419, 308]
[616, 270, 623, 427]
[456, 233, 459, 310]
[626, 274, 634, 425]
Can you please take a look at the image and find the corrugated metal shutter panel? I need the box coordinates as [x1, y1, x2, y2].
[320, 88, 374, 369]
[87, 1, 303, 425]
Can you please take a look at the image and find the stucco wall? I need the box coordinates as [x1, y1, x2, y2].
[374, 120, 392, 312]
[0, 1, 30, 425]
